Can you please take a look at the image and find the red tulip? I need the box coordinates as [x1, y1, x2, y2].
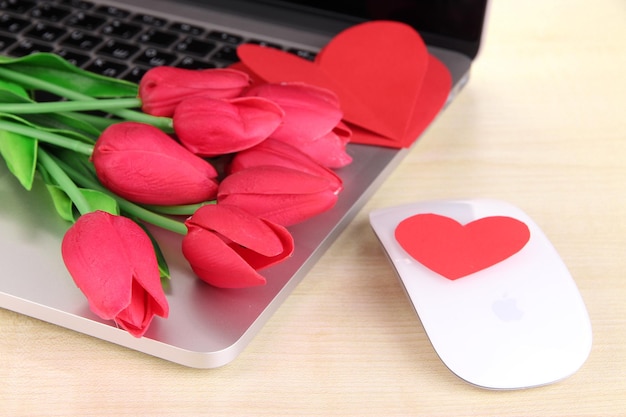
[244, 82, 353, 168]
[228, 137, 343, 193]
[61, 211, 169, 337]
[217, 165, 338, 226]
[172, 96, 284, 157]
[138, 67, 250, 117]
[182, 204, 294, 288]
[92, 121, 219, 205]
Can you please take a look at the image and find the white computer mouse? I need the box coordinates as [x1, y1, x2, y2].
[369, 198, 592, 390]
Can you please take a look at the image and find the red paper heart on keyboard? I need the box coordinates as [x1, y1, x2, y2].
[395, 214, 531, 280]
[236, 21, 452, 148]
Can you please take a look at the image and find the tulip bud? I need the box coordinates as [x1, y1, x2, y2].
[61, 211, 169, 337]
[244, 82, 353, 168]
[92, 121, 219, 205]
[183, 204, 294, 288]
[294, 121, 353, 169]
[173, 96, 284, 157]
[217, 165, 338, 226]
[138, 67, 250, 117]
[229, 138, 343, 193]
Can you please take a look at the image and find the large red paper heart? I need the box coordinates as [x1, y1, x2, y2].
[237, 21, 452, 148]
[395, 214, 531, 280]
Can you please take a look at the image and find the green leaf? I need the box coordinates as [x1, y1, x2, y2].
[0, 79, 30, 99]
[82, 188, 120, 215]
[0, 53, 138, 98]
[45, 185, 120, 222]
[0, 81, 39, 190]
[0, 78, 115, 139]
[53, 148, 98, 181]
[0, 84, 92, 140]
[63, 111, 122, 132]
[0, 129, 37, 190]
[44, 185, 76, 221]
[23, 112, 101, 140]
[0, 112, 96, 145]
[0, 82, 102, 140]
[137, 223, 172, 282]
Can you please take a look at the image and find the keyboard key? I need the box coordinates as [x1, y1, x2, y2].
[101, 19, 142, 39]
[288, 48, 317, 61]
[132, 14, 167, 28]
[55, 48, 90, 67]
[139, 28, 178, 47]
[123, 66, 148, 83]
[247, 39, 282, 49]
[211, 45, 239, 64]
[169, 22, 204, 37]
[0, 33, 15, 51]
[57, 0, 94, 10]
[66, 11, 106, 30]
[207, 30, 242, 45]
[175, 37, 215, 56]
[0, 0, 36, 14]
[25, 22, 67, 42]
[30, 4, 71, 22]
[94, 5, 130, 18]
[97, 38, 139, 60]
[134, 47, 177, 67]
[85, 58, 128, 77]
[176, 56, 216, 70]
[61, 30, 101, 50]
[8, 38, 53, 56]
[0, 14, 31, 34]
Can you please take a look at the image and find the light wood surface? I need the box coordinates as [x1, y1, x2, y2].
[2, 0, 626, 415]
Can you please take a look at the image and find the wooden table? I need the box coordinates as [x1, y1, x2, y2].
[2, 0, 625, 415]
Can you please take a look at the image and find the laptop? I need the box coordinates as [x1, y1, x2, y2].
[0, 0, 489, 368]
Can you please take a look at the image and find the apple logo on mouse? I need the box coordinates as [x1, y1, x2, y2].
[492, 295, 524, 322]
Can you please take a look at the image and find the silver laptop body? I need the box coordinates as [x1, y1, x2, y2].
[0, 0, 488, 368]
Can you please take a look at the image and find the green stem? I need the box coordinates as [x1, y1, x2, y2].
[55, 157, 188, 235]
[63, 111, 120, 131]
[143, 201, 216, 216]
[0, 119, 94, 155]
[0, 66, 106, 101]
[0, 67, 173, 131]
[0, 98, 142, 114]
[38, 148, 91, 215]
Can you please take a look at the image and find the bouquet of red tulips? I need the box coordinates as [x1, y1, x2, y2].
[0, 53, 352, 337]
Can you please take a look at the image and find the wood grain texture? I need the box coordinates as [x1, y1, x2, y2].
[2, 0, 625, 415]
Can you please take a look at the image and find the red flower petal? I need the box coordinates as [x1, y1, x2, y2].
[245, 82, 343, 142]
[173, 96, 284, 157]
[93, 122, 218, 205]
[186, 203, 286, 257]
[183, 227, 267, 288]
[61, 211, 168, 337]
[292, 128, 353, 169]
[183, 204, 294, 288]
[230, 218, 294, 270]
[217, 166, 338, 226]
[228, 138, 343, 193]
[139, 67, 250, 117]
[221, 192, 337, 227]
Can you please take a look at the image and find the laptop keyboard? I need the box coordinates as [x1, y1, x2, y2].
[0, 0, 318, 83]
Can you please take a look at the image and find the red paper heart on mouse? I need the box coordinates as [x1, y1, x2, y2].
[236, 21, 451, 148]
[395, 214, 531, 280]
